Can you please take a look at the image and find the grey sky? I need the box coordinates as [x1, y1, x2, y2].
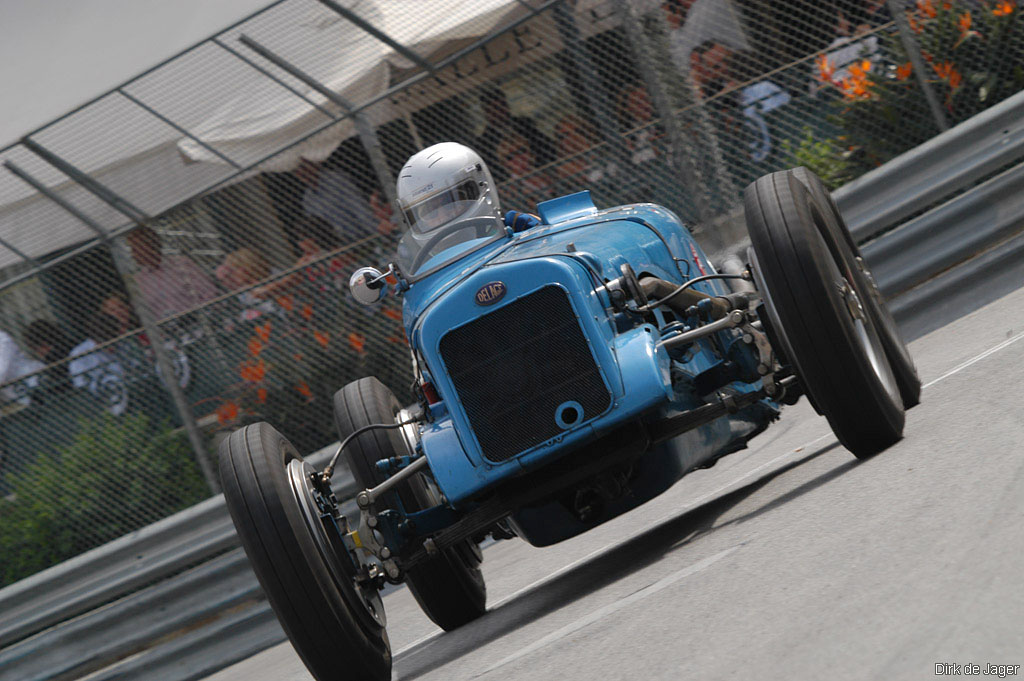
[0, 0, 272, 148]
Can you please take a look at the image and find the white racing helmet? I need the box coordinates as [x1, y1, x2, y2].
[396, 142, 501, 235]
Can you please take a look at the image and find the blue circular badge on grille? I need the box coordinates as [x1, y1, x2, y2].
[475, 281, 507, 306]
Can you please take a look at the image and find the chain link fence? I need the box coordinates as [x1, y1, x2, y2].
[0, 0, 1020, 587]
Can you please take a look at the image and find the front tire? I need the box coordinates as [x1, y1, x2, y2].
[334, 377, 487, 631]
[789, 166, 921, 408]
[219, 423, 391, 681]
[745, 171, 905, 458]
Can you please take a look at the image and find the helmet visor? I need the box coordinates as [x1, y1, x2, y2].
[404, 180, 481, 234]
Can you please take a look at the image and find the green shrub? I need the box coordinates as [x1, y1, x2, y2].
[0, 413, 210, 587]
[784, 129, 862, 190]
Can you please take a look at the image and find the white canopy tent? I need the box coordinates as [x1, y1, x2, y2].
[0, 0, 651, 274]
[174, 0, 642, 169]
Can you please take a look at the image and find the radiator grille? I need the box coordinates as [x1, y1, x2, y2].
[439, 285, 611, 462]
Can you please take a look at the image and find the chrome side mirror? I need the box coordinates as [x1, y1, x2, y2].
[349, 267, 388, 306]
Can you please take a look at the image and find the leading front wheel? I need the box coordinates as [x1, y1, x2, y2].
[219, 423, 391, 681]
[746, 171, 905, 458]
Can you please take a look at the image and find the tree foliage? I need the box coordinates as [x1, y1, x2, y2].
[0, 413, 210, 587]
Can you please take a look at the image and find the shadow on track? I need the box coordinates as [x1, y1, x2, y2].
[395, 440, 848, 679]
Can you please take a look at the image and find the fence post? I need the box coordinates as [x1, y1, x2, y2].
[551, 2, 632, 172]
[639, 8, 739, 221]
[353, 115, 399, 208]
[5, 149, 221, 495]
[612, 0, 713, 223]
[108, 238, 222, 494]
[886, 0, 950, 133]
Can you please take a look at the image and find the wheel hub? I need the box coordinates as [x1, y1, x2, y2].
[838, 279, 866, 322]
[836, 278, 901, 406]
[287, 459, 387, 628]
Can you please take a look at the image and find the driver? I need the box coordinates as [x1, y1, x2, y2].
[396, 142, 540, 245]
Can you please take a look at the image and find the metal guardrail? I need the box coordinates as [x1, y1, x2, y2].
[0, 495, 236, 649]
[862, 162, 1024, 299]
[835, 88, 1024, 243]
[839, 87, 1024, 339]
[0, 446, 356, 681]
[3, 93, 1024, 681]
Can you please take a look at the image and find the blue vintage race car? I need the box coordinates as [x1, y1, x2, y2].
[219, 167, 919, 681]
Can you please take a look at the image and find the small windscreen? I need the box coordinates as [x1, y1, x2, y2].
[396, 215, 505, 279]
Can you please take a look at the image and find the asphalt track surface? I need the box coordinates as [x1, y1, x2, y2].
[205, 286, 1024, 681]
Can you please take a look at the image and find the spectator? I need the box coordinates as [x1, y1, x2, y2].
[292, 215, 340, 261]
[256, 216, 344, 299]
[475, 88, 556, 183]
[216, 248, 282, 323]
[368, 189, 397, 238]
[691, 43, 793, 167]
[68, 313, 128, 415]
[294, 158, 374, 242]
[691, 40, 739, 101]
[496, 133, 553, 212]
[22, 320, 75, 394]
[125, 226, 220, 321]
[736, 59, 792, 165]
[216, 248, 271, 290]
[0, 330, 44, 408]
[617, 86, 662, 165]
[94, 292, 191, 392]
[552, 115, 618, 194]
[663, 0, 751, 76]
[99, 292, 139, 336]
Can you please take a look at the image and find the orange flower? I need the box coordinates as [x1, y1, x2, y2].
[908, 14, 923, 32]
[295, 381, 313, 399]
[276, 294, 294, 312]
[313, 330, 330, 348]
[216, 401, 239, 425]
[255, 321, 272, 342]
[240, 359, 266, 383]
[247, 336, 264, 357]
[839, 60, 874, 100]
[816, 53, 835, 83]
[301, 303, 314, 321]
[917, 0, 937, 18]
[948, 67, 962, 90]
[932, 61, 962, 95]
[293, 353, 304, 363]
[347, 332, 366, 353]
[382, 308, 403, 322]
[942, 0, 952, 10]
[257, 387, 268, 404]
[387, 335, 409, 346]
[994, 0, 1015, 15]
[954, 11, 977, 46]
[958, 11, 972, 34]
[896, 62, 913, 80]
[932, 61, 954, 80]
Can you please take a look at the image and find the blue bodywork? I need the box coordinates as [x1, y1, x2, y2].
[398, 192, 777, 546]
